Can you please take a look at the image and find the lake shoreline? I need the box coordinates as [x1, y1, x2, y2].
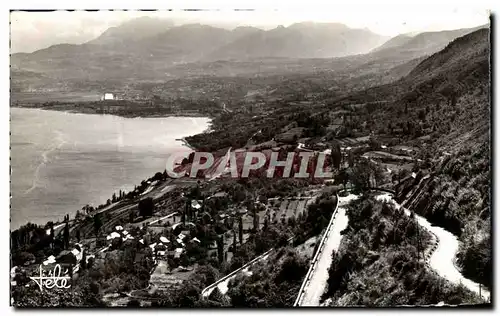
[175, 137, 198, 150]
[10, 108, 210, 230]
[11, 105, 214, 120]
[10, 106, 212, 151]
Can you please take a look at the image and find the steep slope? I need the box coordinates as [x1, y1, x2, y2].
[336, 27, 489, 106]
[320, 24, 489, 93]
[407, 28, 490, 82]
[370, 24, 487, 63]
[370, 34, 412, 53]
[392, 28, 491, 289]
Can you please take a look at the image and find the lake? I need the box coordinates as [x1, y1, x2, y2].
[10, 108, 210, 229]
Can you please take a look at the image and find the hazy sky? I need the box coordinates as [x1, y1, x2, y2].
[10, 7, 490, 53]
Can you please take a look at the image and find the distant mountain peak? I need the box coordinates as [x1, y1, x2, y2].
[232, 25, 262, 31]
[288, 21, 349, 30]
[88, 16, 175, 45]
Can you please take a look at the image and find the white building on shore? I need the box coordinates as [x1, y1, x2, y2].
[100, 93, 114, 101]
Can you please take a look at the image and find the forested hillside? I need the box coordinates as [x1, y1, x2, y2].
[393, 28, 491, 288]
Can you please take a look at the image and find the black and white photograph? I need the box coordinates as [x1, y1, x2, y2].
[7, 1, 493, 308]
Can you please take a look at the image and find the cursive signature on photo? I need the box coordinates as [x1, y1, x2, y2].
[29, 264, 72, 291]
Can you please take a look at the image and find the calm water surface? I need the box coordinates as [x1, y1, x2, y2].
[10, 108, 210, 229]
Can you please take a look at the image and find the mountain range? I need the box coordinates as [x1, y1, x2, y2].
[370, 25, 487, 61]
[10, 17, 488, 88]
[11, 19, 386, 78]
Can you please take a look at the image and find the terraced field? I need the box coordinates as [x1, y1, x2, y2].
[267, 195, 318, 225]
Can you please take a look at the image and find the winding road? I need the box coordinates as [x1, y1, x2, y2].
[376, 193, 490, 302]
[294, 193, 358, 306]
[295, 191, 490, 306]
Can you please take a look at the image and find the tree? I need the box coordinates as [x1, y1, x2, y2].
[208, 287, 225, 304]
[217, 235, 224, 264]
[93, 214, 102, 238]
[63, 222, 70, 249]
[440, 83, 458, 107]
[138, 197, 154, 218]
[350, 160, 383, 192]
[388, 122, 394, 134]
[335, 168, 349, 188]
[153, 172, 163, 182]
[330, 140, 342, 169]
[195, 264, 220, 287]
[75, 210, 82, 222]
[276, 252, 307, 283]
[347, 150, 355, 168]
[253, 214, 259, 232]
[369, 137, 381, 151]
[80, 249, 87, 270]
[14, 252, 35, 266]
[418, 109, 426, 121]
[238, 217, 243, 244]
[185, 200, 191, 221]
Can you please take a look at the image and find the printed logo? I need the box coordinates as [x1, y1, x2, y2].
[29, 263, 72, 291]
